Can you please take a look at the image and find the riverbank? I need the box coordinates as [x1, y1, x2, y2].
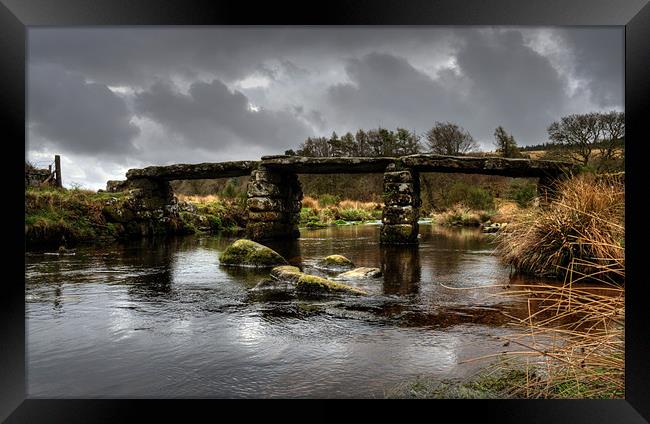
[25, 187, 246, 249]
[388, 173, 625, 399]
[25, 186, 520, 249]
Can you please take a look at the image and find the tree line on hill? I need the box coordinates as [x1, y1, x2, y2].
[285, 111, 624, 171]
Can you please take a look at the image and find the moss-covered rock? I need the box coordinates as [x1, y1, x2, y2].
[336, 267, 382, 280]
[295, 274, 367, 295]
[269, 265, 302, 283]
[315, 254, 355, 271]
[219, 239, 288, 267]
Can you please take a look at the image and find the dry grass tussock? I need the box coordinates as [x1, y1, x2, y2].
[496, 174, 624, 280]
[301, 195, 380, 214]
[176, 194, 223, 204]
[490, 199, 520, 223]
[430, 203, 492, 226]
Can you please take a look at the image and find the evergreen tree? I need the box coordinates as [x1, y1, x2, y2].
[493, 126, 521, 158]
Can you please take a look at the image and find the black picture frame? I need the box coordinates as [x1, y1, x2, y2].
[2, 0, 649, 421]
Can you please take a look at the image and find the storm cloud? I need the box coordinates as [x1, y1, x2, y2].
[27, 63, 140, 156]
[27, 27, 623, 189]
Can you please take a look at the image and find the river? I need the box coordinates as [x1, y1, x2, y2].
[26, 223, 533, 398]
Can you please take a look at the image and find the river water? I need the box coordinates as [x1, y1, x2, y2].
[26, 223, 533, 398]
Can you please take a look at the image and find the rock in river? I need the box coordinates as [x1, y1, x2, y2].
[315, 254, 355, 271]
[295, 274, 367, 296]
[335, 267, 382, 280]
[269, 265, 302, 283]
[264, 265, 367, 295]
[219, 239, 288, 267]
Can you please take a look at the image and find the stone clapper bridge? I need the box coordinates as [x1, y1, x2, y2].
[111, 154, 578, 244]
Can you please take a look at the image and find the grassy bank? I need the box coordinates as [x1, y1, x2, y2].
[25, 188, 247, 248]
[26, 186, 134, 246]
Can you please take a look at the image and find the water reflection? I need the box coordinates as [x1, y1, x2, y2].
[26, 224, 558, 398]
[420, 226, 492, 276]
[380, 245, 421, 295]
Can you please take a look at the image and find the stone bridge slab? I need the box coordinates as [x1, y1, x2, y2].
[260, 155, 397, 174]
[399, 154, 577, 178]
[126, 161, 259, 181]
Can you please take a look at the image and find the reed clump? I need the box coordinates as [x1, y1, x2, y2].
[488, 255, 625, 398]
[495, 174, 624, 280]
[489, 174, 625, 398]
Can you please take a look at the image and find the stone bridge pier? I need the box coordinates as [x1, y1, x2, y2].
[380, 164, 421, 244]
[246, 167, 302, 240]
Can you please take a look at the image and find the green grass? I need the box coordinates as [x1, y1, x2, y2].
[338, 208, 374, 221]
[385, 363, 622, 399]
[385, 367, 529, 399]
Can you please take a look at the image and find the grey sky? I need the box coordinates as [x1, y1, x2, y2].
[26, 27, 623, 190]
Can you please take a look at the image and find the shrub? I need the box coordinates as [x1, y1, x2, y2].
[447, 182, 495, 211]
[318, 194, 340, 207]
[300, 207, 318, 223]
[318, 206, 338, 223]
[509, 181, 537, 208]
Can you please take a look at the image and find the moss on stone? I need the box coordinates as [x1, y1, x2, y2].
[380, 224, 419, 244]
[336, 267, 382, 280]
[322, 254, 354, 267]
[295, 274, 367, 295]
[270, 265, 302, 282]
[219, 239, 288, 267]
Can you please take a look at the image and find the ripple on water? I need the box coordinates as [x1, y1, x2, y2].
[27, 225, 533, 398]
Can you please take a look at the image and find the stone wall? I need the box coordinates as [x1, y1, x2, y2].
[246, 168, 302, 240]
[380, 164, 420, 244]
[106, 180, 131, 193]
[25, 169, 52, 187]
[110, 178, 185, 237]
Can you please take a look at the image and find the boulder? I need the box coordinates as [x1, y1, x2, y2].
[269, 265, 302, 283]
[219, 239, 288, 267]
[482, 222, 507, 233]
[295, 274, 367, 296]
[265, 265, 367, 295]
[250, 278, 292, 292]
[315, 254, 355, 271]
[335, 267, 382, 280]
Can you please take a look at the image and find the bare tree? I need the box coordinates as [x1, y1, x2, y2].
[425, 122, 478, 155]
[547, 113, 603, 165]
[599, 110, 625, 163]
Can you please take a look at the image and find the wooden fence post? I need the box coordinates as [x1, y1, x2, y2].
[54, 155, 62, 187]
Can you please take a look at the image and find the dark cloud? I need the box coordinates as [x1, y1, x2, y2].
[27, 27, 453, 88]
[26, 27, 623, 189]
[559, 27, 624, 108]
[325, 30, 569, 146]
[452, 29, 570, 145]
[327, 52, 463, 131]
[27, 63, 139, 155]
[133, 79, 312, 150]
